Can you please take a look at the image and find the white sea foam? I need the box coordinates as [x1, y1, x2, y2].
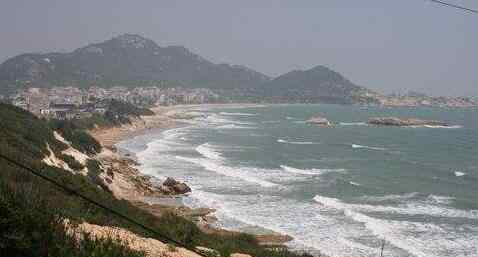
[219, 112, 257, 116]
[343, 210, 436, 257]
[280, 165, 345, 175]
[352, 144, 386, 151]
[314, 195, 478, 257]
[188, 191, 402, 257]
[216, 124, 256, 129]
[405, 125, 463, 129]
[135, 127, 192, 157]
[188, 188, 478, 257]
[343, 209, 478, 257]
[204, 114, 234, 124]
[196, 143, 224, 161]
[427, 195, 455, 205]
[277, 139, 319, 145]
[359, 192, 419, 203]
[122, 105, 477, 257]
[423, 125, 463, 129]
[162, 127, 188, 140]
[202, 114, 253, 126]
[175, 156, 278, 187]
[313, 195, 478, 219]
[455, 171, 466, 177]
[280, 165, 322, 175]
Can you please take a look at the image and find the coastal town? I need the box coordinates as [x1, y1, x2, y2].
[374, 91, 478, 108]
[2, 85, 477, 121]
[2, 86, 219, 120]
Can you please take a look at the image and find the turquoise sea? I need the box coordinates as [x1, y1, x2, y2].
[118, 104, 478, 257]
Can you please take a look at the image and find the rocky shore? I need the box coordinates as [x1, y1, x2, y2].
[306, 116, 332, 126]
[89, 104, 293, 248]
[367, 117, 450, 127]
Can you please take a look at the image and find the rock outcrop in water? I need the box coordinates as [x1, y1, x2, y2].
[161, 177, 192, 194]
[306, 116, 332, 126]
[368, 117, 449, 127]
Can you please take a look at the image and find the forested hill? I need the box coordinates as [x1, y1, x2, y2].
[0, 34, 270, 91]
[251, 65, 377, 104]
[0, 34, 379, 104]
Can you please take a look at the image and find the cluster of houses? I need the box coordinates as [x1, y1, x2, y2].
[378, 92, 478, 108]
[5, 86, 219, 120]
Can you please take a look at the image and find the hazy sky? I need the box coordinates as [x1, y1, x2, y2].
[1, 0, 477, 96]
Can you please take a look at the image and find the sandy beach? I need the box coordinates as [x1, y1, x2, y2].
[89, 105, 180, 148]
[88, 103, 292, 246]
[90, 103, 265, 147]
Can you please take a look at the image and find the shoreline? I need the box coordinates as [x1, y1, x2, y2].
[89, 103, 294, 246]
[90, 103, 267, 148]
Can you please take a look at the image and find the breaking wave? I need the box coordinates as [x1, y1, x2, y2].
[427, 195, 455, 205]
[196, 143, 224, 161]
[219, 112, 257, 116]
[277, 139, 319, 145]
[352, 144, 387, 151]
[281, 165, 345, 175]
[216, 124, 256, 129]
[313, 195, 478, 219]
[176, 156, 278, 187]
[312, 195, 478, 256]
[358, 192, 419, 203]
[423, 125, 463, 129]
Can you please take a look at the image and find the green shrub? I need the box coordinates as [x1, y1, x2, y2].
[61, 154, 84, 171]
[0, 179, 147, 257]
[167, 243, 177, 252]
[0, 103, 68, 161]
[0, 104, 313, 257]
[106, 99, 154, 117]
[49, 120, 102, 155]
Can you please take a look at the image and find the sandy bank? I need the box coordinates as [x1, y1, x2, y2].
[88, 104, 292, 247]
[89, 105, 179, 148]
[72, 221, 253, 257]
[90, 104, 265, 148]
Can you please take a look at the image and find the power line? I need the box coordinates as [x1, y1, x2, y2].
[427, 0, 478, 14]
[0, 153, 209, 257]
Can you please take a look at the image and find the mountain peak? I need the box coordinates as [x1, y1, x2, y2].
[310, 65, 332, 72]
[109, 34, 157, 49]
[114, 33, 146, 39]
[0, 34, 270, 91]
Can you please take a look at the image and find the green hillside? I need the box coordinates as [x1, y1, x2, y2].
[0, 34, 270, 92]
[0, 34, 380, 104]
[0, 103, 313, 257]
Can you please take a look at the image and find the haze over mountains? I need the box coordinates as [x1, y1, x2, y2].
[0, 34, 373, 103]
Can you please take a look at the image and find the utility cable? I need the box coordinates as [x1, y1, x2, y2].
[0, 153, 210, 257]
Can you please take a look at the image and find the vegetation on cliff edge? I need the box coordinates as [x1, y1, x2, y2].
[0, 103, 313, 257]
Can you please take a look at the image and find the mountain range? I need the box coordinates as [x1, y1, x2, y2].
[0, 34, 376, 103]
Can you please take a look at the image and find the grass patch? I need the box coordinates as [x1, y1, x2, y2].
[0, 178, 147, 257]
[0, 103, 314, 257]
[61, 154, 85, 171]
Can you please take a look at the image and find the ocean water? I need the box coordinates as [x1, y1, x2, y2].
[117, 104, 478, 257]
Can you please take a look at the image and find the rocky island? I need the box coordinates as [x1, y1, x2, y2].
[368, 117, 449, 127]
[306, 116, 332, 126]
